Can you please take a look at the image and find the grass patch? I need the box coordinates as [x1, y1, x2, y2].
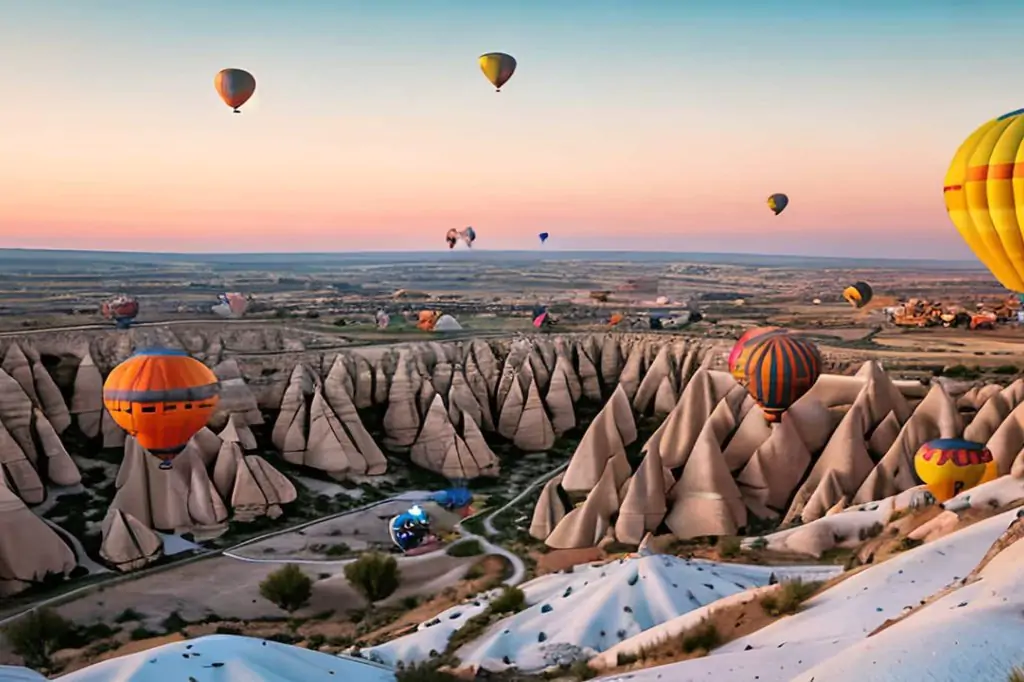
[718, 536, 741, 558]
[680, 619, 722, 654]
[760, 579, 822, 617]
[446, 539, 484, 557]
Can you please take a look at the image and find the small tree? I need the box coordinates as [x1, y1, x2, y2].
[260, 564, 313, 612]
[344, 552, 401, 604]
[3, 608, 73, 669]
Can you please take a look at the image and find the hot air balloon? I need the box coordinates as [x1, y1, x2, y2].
[101, 295, 140, 329]
[842, 281, 874, 309]
[375, 309, 390, 330]
[445, 226, 476, 249]
[102, 348, 220, 469]
[532, 305, 551, 328]
[943, 108, 1024, 293]
[417, 310, 440, 331]
[389, 505, 433, 552]
[767, 193, 789, 216]
[430, 488, 475, 517]
[608, 313, 624, 327]
[741, 332, 822, 423]
[214, 68, 256, 113]
[479, 52, 517, 92]
[539, 232, 549, 244]
[914, 438, 998, 503]
[727, 326, 782, 382]
[212, 292, 249, 318]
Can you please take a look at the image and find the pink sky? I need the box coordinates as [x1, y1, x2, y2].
[2, 2, 1021, 257]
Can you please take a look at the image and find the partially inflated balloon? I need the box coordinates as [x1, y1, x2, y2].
[102, 348, 220, 468]
[842, 281, 873, 308]
[479, 52, 517, 91]
[445, 228, 459, 249]
[767, 193, 789, 216]
[742, 333, 822, 423]
[214, 68, 256, 113]
[914, 438, 997, 502]
[728, 326, 782, 381]
[944, 108, 1024, 292]
[101, 295, 139, 330]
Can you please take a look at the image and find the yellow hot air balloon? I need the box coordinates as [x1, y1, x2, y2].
[944, 108, 1024, 292]
[479, 52, 517, 92]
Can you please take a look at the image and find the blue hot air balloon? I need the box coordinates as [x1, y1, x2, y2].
[388, 505, 432, 552]
[539, 232, 549, 244]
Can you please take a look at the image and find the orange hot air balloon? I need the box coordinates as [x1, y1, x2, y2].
[417, 310, 440, 331]
[914, 438, 998, 503]
[102, 348, 220, 469]
[728, 326, 782, 381]
[608, 313, 624, 326]
[214, 68, 256, 113]
[742, 332, 822, 423]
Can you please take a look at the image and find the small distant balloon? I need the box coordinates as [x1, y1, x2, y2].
[767, 193, 789, 216]
[479, 52, 517, 92]
[539, 232, 549, 244]
[214, 68, 256, 113]
[445, 226, 476, 249]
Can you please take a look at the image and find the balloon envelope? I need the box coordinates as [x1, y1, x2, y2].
[842, 281, 873, 308]
[479, 52, 517, 91]
[539, 232, 549, 243]
[102, 348, 220, 467]
[945, 108, 1024, 292]
[728, 326, 782, 381]
[214, 68, 256, 112]
[914, 438, 997, 502]
[742, 332, 822, 423]
[767, 193, 789, 215]
[101, 295, 139, 329]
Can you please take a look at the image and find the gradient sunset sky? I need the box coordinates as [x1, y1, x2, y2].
[2, 0, 1023, 256]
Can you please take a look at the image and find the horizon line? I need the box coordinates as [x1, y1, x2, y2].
[0, 246, 983, 266]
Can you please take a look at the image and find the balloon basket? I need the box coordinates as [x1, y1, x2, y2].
[158, 460, 173, 470]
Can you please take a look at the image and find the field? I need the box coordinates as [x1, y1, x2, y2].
[2, 248, 1024, 680]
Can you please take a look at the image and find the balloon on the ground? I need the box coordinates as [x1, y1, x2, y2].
[914, 438, 998, 502]
[608, 313, 624, 326]
[418, 310, 440, 331]
[944, 108, 1024, 293]
[389, 505, 432, 552]
[214, 68, 256, 113]
[842, 281, 873, 308]
[741, 332, 822, 423]
[101, 295, 139, 329]
[375, 309, 390, 329]
[539, 232, 549, 244]
[212, 292, 248, 318]
[430, 488, 474, 512]
[532, 305, 549, 328]
[767, 193, 789, 215]
[727, 326, 782, 381]
[479, 52, 517, 91]
[102, 348, 220, 469]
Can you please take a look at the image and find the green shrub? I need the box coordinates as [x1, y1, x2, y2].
[569, 659, 597, 680]
[760, 579, 822, 617]
[324, 543, 351, 557]
[994, 365, 1019, 376]
[344, 552, 401, 604]
[446, 539, 484, 557]
[2, 608, 74, 668]
[488, 586, 526, 614]
[680, 620, 721, 654]
[718, 536, 741, 558]
[394, 660, 461, 681]
[130, 626, 160, 640]
[260, 564, 313, 612]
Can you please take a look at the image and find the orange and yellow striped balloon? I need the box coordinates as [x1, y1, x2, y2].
[944, 108, 1024, 292]
[742, 332, 822, 423]
[102, 348, 220, 468]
